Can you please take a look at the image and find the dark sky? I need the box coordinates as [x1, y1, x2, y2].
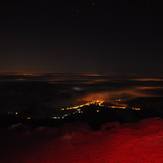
[0, 0, 163, 75]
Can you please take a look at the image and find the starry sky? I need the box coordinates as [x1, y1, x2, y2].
[0, 0, 163, 76]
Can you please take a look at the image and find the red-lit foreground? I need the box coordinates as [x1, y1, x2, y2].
[1, 118, 163, 163]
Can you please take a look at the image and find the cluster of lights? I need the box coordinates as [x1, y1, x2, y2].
[8, 111, 32, 120]
[61, 100, 104, 111]
[51, 100, 105, 120]
[52, 113, 69, 120]
[8, 99, 141, 122]
[109, 105, 141, 111]
[110, 105, 127, 110]
[60, 99, 141, 114]
[131, 106, 141, 111]
[110, 98, 141, 111]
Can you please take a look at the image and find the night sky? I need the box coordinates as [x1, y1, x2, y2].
[0, 0, 163, 75]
